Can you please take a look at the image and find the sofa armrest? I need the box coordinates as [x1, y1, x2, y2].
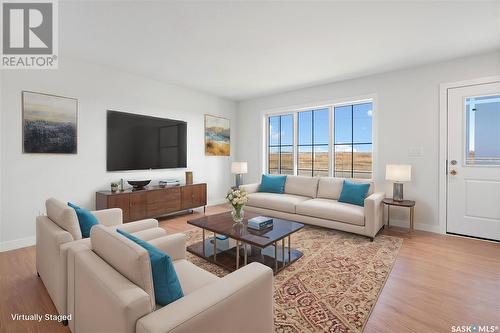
[36, 216, 74, 315]
[240, 182, 260, 194]
[68, 246, 153, 333]
[118, 218, 159, 233]
[364, 192, 385, 238]
[91, 208, 123, 226]
[147, 233, 186, 261]
[136, 262, 274, 333]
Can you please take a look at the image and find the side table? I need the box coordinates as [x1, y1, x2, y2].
[382, 198, 416, 232]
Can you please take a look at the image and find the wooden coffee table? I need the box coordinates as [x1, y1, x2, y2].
[187, 211, 304, 274]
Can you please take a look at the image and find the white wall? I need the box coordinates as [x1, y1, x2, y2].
[0, 58, 237, 251]
[236, 51, 500, 233]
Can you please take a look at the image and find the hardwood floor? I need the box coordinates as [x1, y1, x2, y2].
[1, 205, 499, 333]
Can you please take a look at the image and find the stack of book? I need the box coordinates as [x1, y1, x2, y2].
[247, 216, 273, 230]
[159, 179, 180, 187]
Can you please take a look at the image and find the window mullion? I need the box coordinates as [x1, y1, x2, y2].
[329, 106, 333, 177]
[293, 112, 298, 176]
[351, 105, 354, 178]
[278, 115, 281, 174]
[311, 110, 314, 177]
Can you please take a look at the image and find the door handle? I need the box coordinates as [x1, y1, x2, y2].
[450, 169, 457, 176]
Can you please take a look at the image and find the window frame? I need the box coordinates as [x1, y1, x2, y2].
[264, 97, 375, 180]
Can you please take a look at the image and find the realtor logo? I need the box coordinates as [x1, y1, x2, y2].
[1, 0, 58, 69]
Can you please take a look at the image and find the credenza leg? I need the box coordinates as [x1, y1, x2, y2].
[203, 206, 206, 213]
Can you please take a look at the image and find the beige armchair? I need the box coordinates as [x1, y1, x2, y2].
[36, 198, 167, 323]
[67, 225, 274, 333]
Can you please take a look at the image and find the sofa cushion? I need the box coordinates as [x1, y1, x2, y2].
[259, 174, 287, 193]
[173, 259, 219, 295]
[247, 192, 310, 213]
[296, 198, 365, 226]
[117, 229, 184, 306]
[90, 225, 156, 310]
[317, 177, 374, 200]
[46, 198, 82, 240]
[284, 176, 319, 198]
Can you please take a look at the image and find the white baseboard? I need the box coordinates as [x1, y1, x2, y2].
[0, 236, 36, 252]
[386, 218, 442, 234]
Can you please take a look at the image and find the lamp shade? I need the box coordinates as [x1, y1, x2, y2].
[386, 164, 412, 182]
[231, 162, 248, 174]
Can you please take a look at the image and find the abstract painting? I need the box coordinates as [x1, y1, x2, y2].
[22, 91, 78, 154]
[205, 114, 230, 156]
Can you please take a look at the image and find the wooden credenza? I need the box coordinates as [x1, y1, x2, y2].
[96, 183, 207, 222]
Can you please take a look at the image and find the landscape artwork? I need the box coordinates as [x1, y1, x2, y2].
[22, 91, 78, 154]
[205, 114, 230, 156]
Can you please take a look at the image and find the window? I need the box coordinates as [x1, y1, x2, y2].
[297, 108, 329, 176]
[465, 95, 500, 165]
[268, 114, 294, 174]
[334, 102, 373, 179]
[266, 100, 373, 179]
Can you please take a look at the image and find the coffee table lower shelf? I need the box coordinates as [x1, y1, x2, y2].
[187, 238, 303, 274]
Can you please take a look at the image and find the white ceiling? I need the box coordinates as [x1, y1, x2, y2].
[60, 1, 500, 101]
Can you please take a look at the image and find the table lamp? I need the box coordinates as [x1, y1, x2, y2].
[386, 164, 412, 201]
[231, 162, 248, 188]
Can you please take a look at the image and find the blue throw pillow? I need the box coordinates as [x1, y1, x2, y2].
[67, 202, 99, 238]
[259, 174, 287, 193]
[116, 229, 184, 306]
[338, 180, 370, 207]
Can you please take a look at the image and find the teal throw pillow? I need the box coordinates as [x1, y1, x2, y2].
[258, 174, 287, 193]
[117, 229, 184, 306]
[67, 202, 99, 238]
[338, 180, 370, 207]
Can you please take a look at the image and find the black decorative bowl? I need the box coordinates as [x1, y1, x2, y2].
[127, 180, 151, 190]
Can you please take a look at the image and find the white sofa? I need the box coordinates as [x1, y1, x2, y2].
[67, 225, 274, 333]
[241, 176, 385, 240]
[36, 198, 167, 323]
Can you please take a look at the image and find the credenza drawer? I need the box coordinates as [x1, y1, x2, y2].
[147, 188, 181, 216]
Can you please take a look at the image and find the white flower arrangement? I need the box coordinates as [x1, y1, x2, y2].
[225, 188, 248, 209]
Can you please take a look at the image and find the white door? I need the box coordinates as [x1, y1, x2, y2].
[447, 81, 500, 241]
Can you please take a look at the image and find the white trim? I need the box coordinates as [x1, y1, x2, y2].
[438, 75, 500, 236]
[0, 236, 36, 252]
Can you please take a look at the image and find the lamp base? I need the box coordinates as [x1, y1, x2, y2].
[235, 174, 243, 188]
[393, 183, 404, 201]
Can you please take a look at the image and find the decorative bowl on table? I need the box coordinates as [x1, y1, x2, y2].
[127, 180, 151, 190]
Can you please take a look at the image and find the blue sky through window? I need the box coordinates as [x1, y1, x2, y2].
[334, 103, 372, 153]
[269, 103, 373, 152]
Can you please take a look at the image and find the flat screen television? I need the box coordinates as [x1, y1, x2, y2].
[107, 110, 187, 171]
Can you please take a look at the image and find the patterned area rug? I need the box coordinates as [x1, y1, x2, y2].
[185, 226, 402, 333]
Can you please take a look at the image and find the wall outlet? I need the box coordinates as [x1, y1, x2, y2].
[408, 147, 423, 157]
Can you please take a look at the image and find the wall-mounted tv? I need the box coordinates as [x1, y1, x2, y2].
[107, 110, 187, 171]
